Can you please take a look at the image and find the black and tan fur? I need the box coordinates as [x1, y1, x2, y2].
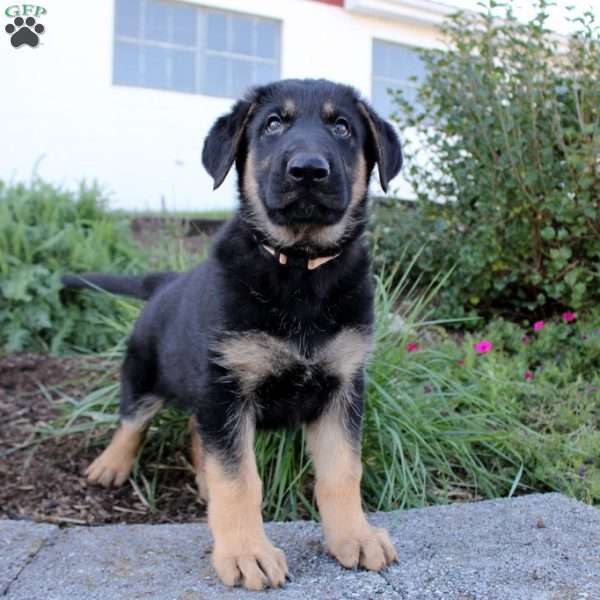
[61, 79, 403, 591]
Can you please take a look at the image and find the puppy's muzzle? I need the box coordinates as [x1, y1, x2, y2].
[279, 152, 342, 218]
[286, 153, 330, 186]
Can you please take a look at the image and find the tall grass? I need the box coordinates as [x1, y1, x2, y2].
[44, 254, 553, 520]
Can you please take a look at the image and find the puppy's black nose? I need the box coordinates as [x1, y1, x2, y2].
[286, 153, 330, 184]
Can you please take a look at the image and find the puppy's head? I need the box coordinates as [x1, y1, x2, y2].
[202, 79, 402, 253]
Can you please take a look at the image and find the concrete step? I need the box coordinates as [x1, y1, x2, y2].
[2, 493, 599, 600]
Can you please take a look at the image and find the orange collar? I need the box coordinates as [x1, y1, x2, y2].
[262, 244, 340, 270]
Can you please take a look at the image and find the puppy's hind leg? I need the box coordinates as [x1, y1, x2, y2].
[188, 415, 209, 503]
[86, 349, 162, 488]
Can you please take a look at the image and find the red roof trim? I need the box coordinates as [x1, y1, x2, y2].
[312, 0, 344, 6]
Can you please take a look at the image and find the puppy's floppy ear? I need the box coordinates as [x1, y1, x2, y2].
[202, 100, 255, 190]
[357, 102, 402, 193]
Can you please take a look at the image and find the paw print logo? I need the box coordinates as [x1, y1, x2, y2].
[5, 16, 45, 48]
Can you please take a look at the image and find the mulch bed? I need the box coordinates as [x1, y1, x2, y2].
[0, 353, 204, 526]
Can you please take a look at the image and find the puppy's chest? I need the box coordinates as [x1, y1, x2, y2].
[213, 328, 371, 426]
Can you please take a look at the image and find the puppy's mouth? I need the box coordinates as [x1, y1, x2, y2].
[265, 188, 348, 226]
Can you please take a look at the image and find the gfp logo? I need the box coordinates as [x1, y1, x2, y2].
[4, 4, 46, 47]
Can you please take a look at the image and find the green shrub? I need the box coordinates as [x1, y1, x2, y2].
[389, 1, 600, 321]
[370, 198, 444, 284]
[0, 179, 145, 353]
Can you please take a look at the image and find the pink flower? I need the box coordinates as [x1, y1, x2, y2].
[562, 311, 577, 322]
[473, 339, 493, 353]
[522, 335, 530, 344]
[524, 370, 534, 381]
[457, 359, 465, 365]
[406, 342, 419, 352]
[533, 320, 545, 332]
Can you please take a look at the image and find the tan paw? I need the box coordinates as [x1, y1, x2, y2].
[213, 540, 289, 591]
[84, 447, 135, 488]
[326, 526, 398, 571]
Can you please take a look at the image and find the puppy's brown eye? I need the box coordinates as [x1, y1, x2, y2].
[265, 114, 283, 134]
[333, 117, 350, 138]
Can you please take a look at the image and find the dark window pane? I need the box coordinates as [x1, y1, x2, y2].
[172, 50, 195, 92]
[400, 84, 418, 105]
[372, 79, 396, 119]
[256, 61, 278, 85]
[145, 0, 169, 42]
[390, 44, 424, 80]
[375, 41, 426, 83]
[204, 55, 229, 96]
[256, 20, 278, 59]
[115, 0, 140, 37]
[372, 42, 387, 77]
[143, 45, 169, 89]
[206, 12, 227, 51]
[373, 40, 426, 118]
[387, 43, 406, 76]
[172, 4, 196, 45]
[231, 15, 253, 55]
[113, 41, 140, 84]
[411, 54, 426, 81]
[231, 58, 253, 97]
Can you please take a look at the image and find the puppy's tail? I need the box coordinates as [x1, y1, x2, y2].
[61, 271, 179, 301]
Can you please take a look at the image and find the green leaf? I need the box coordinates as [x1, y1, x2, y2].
[541, 227, 556, 240]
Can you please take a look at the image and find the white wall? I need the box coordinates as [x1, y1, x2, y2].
[0, 0, 443, 212]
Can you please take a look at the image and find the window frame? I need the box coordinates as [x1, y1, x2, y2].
[111, 0, 281, 99]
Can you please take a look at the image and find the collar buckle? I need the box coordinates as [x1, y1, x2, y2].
[261, 244, 340, 270]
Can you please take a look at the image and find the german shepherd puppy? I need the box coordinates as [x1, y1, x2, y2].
[62, 78, 402, 591]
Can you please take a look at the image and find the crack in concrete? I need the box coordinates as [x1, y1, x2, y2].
[377, 569, 409, 599]
[1, 528, 61, 597]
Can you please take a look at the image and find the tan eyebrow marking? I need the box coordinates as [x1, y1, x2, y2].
[322, 101, 335, 119]
[282, 99, 296, 117]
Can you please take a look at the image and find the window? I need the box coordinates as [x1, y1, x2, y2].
[371, 40, 426, 119]
[113, 0, 281, 98]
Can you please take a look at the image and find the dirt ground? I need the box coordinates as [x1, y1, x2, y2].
[0, 353, 204, 526]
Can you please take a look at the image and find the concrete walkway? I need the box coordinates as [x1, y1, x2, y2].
[1, 493, 599, 600]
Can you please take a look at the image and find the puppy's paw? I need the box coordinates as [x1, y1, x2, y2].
[326, 526, 398, 571]
[85, 447, 135, 488]
[213, 540, 288, 591]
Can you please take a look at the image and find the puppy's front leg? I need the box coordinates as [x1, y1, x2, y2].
[200, 413, 288, 591]
[306, 405, 398, 571]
